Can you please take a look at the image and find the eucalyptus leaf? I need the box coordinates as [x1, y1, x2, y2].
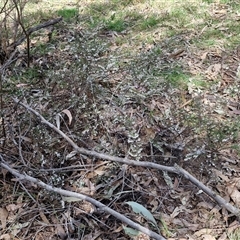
[123, 226, 139, 237]
[126, 201, 157, 226]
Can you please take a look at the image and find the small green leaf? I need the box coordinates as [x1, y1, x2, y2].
[126, 201, 157, 226]
[123, 226, 139, 237]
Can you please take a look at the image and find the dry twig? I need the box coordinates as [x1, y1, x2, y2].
[9, 17, 62, 49]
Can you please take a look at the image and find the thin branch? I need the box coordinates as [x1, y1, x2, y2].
[0, 73, 6, 144]
[0, 0, 9, 15]
[12, 0, 30, 67]
[174, 164, 240, 219]
[0, 159, 166, 240]
[0, 47, 18, 71]
[9, 17, 62, 49]
[12, 97, 240, 220]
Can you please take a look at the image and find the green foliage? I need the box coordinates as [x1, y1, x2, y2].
[22, 67, 41, 80]
[140, 16, 160, 30]
[231, 144, 240, 156]
[159, 217, 173, 238]
[228, 228, 240, 240]
[162, 68, 190, 86]
[105, 18, 126, 32]
[206, 121, 240, 151]
[57, 8, 78, 21]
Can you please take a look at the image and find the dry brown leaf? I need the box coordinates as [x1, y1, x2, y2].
[93, 169, 105, 176]
[0, 233, 11, 240]
[227, 182, 240, 207]
[86, 179, 96, 196]
[202, 234, 216, 240]
[169, 49, 185, 59]
[74, 201, 96, 216]
[73, 206, 84, 216]
[197, 201, 214, 210]
[82, 231, 101, 240]
[51, 216, 66, 240]
[19, 136, 32, 143]
[35, 232, 55, 240]
[149, 199, 158, 212]
[211, 169, 229, 182]
[11, 222, 30, 236]
[62, 109, 73, 125]
[232, 109, 240, 115]
[213, 9, 227, 18]
[218, 232, 227, 240]
[16, 195, 23, 204]
[6, 203, 23, 212]
[170, 206, 185, 218]
[194, 228, 212, 237]
[0, 208, 8, 229]
[113, 225, 123, 233]
[79, 201, 95, 214]
[55, 224, 66, 240]
[200, 51, 208, 61]
[87, 165, 106, 178]
[186, 236, 196, 240]
[227, 178, 240, 207]
[39, 211, 50, 225]
[206, 63, 222, 79]
[226, 221, 240, 236]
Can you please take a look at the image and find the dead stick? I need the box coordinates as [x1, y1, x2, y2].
[10, 17, 62, 49]
[12, 98, 240, 220]
[0, 159, 165, 240]
[174, 164, 240, 219]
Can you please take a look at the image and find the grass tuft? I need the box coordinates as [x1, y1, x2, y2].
[105, 17, 127, 32]
[57, 8, 78, 21]
[140, 15, 160, 30]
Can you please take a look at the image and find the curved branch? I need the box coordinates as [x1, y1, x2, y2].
[9, 17, 62, 49]
[0, 159, 165, 240]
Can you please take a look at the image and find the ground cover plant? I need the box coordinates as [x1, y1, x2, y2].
[1, 0, 240, 239]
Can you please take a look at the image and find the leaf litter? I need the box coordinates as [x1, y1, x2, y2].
[1, 1, 240, 239]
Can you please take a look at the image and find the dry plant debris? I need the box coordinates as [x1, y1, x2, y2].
[1, 0, 240, 239]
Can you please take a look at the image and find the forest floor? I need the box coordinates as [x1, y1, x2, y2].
[1, 0, 240, 239]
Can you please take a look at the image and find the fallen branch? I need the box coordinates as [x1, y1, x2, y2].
[0, 158, 166, 240]
[10, 17, 62, 49]
[12, 97, 240, 220]
[174, 165, 240, 219]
